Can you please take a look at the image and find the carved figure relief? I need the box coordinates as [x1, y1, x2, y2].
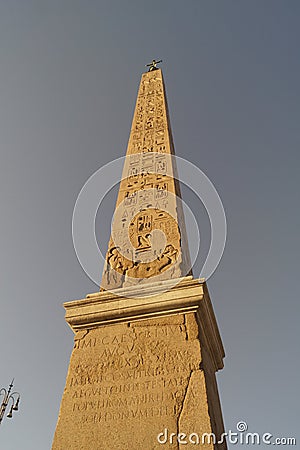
[101, 70, 188, 289]
[105, 208, 180, 280]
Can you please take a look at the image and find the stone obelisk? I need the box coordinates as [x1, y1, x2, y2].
[52, 63, 227, 449]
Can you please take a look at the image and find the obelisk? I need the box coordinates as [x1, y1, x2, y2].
[52, 63, 227, 449]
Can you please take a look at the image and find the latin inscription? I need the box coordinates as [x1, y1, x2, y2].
[68, 322, 200, 427]
[79, 404, 179, 424]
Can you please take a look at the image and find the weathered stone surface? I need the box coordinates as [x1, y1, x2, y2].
[52, 68, 227, 449]
[52, 280, 227, 449]
[53, 315, 197, 449]
[100, 69, 191, 291]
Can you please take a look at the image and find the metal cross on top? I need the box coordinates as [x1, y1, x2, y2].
[145, 59, 162, 71]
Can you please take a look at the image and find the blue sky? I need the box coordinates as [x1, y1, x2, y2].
[0, 1, 299, 448]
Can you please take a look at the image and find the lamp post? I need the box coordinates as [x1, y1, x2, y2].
[0, 380, 20, 425]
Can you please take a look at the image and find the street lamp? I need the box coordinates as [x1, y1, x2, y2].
[0, 380, 20, 425]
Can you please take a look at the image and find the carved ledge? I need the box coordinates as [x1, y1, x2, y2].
[63, 276, 225, 371]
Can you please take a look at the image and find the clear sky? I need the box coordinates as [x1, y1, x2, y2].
[0, 1, 299, 448]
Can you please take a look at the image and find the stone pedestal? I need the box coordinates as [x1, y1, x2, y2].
[52, 277, 227, 449]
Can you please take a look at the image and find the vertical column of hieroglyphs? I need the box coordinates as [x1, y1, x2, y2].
[101, 69, 191, 290]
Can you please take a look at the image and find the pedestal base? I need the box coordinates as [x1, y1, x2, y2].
[52, 278, 227, 449]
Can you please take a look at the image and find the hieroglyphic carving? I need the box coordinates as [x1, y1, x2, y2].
[145, 97, 155, 114]
[101, 69, 191, 290]
[128, 166, 139, 178]
[156, 116, 164, 130]
[142, 130, 154, 152]
[154, 182, 168, 199]
[129, 153, 140, 165]
[104, 208, 180, 280]
[138, 188, 153, 204]
[124, 191, 137, 206]
[155, 157, 167, 174]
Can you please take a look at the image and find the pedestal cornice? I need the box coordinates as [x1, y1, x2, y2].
[63, 276, 225, 372]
